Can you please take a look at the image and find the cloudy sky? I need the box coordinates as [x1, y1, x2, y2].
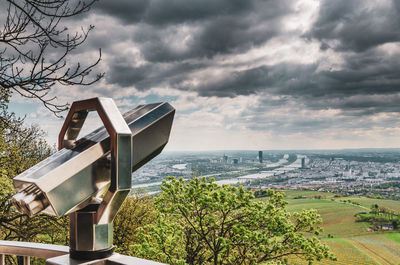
[9, 0, 400, 151]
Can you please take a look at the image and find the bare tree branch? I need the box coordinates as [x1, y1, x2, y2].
[0, 0, 103, 116]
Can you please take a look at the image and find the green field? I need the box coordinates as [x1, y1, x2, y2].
[267, 190, 400, 265]
[337, 196, 400, 212]
[288, 238, 379, 265]
[281, 190, 333, 199]
[285, 196, 370, 237]
[383, 232, 400, 244]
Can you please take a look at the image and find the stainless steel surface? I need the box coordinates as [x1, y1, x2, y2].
[0, 240, 68, 258]
[46, 253, 165, 265]
[12, 184, 49, 217]
[12, 100, 175, 218]
[69, 204, 113, 251]
[58, 98, 132, 225]
[11, 97, 175, 258]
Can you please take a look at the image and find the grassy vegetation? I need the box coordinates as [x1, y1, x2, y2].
[284, 195, 370, 237]
[339, 196, 400, 212]
[280, 190, 332, 199]
[136, 187, 400, 264]
[288, 238, 378, 265]
[346, 235, 400, 264]
[382, 232, 400, 244]
[264, 190, 400, 264]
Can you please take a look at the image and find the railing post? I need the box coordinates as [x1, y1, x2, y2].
[23, 256, 30, 265]
[0, 254, 4, 265]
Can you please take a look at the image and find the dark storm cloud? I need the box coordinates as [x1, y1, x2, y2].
[94, 0, 280, 26]
[93, 0, 149, 24]
[106, 56, 206, 90]
[107, 42, 400, 116]
[176, 64, 318, 97]
[95, 0, 293, 62]
[95, 0, 297, 94]
[307, 0, 400, 52]
[182, 46, 400, 114]
[93, 0, 400, 120]
[239, 94, 400, 135]
[135, 16, 281, 63]
[307, 95, 400, 116]
[144, 0, 252, 25]
[189, 15, 280, 59]
[303, 51, 400, 105]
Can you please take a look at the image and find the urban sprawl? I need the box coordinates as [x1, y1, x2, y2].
[132, 150, 400, 200]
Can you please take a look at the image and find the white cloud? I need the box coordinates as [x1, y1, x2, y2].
[7, 0, 400, 151]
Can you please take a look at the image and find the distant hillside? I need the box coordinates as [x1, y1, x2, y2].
[258, 190, 400, 264]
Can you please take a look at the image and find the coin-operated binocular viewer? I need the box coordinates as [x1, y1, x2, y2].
[11, 98, 175, 262]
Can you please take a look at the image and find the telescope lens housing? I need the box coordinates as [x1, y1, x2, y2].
[12, 184, 50, 217]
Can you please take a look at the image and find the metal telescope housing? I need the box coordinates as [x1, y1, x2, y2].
[11, 97, 175, 260]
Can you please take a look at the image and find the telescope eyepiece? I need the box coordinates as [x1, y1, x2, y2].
[12, 184, 49, 217]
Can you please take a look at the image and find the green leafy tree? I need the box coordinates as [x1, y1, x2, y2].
[371, 204, 379, 214]
[134, 177, 335, 265]
[0, 99, 67, 265]
[113, 190, 157, 256]
[0, 96, 68, 249]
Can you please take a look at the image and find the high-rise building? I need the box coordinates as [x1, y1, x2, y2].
[223, 155, 228, 164]
[301, 157, 305, 169]
[233, 158, 238, 165]
[258, 151, 263, 163]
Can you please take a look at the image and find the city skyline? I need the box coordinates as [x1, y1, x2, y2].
[8, 0, 400, 151]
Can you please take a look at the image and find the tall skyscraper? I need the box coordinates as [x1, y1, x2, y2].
[258, 151, 263, 163]
[301, 157, 305, 169]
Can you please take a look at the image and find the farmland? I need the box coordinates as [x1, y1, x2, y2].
[264, 190, 400, 264]
[288, 238, 378, 265]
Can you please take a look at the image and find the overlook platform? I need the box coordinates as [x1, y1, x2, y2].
[0, 241, 163, 265]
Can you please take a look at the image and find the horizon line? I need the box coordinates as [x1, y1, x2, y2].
[163, 147, 400, 152]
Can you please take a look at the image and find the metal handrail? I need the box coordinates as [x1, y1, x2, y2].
[0, 241, 69, 258]
[0, 241, 68, 265]
[0, 240, 164, 265]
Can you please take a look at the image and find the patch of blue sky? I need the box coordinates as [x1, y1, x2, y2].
[142, 94, 178, 104]
[8, 101, 40, 119]
[178, 107, 202, 115]
[120, 94, 178, 106]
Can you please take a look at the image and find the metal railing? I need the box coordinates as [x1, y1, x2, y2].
[0, 241, 68, 265]
[0, 241, 164, 265]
